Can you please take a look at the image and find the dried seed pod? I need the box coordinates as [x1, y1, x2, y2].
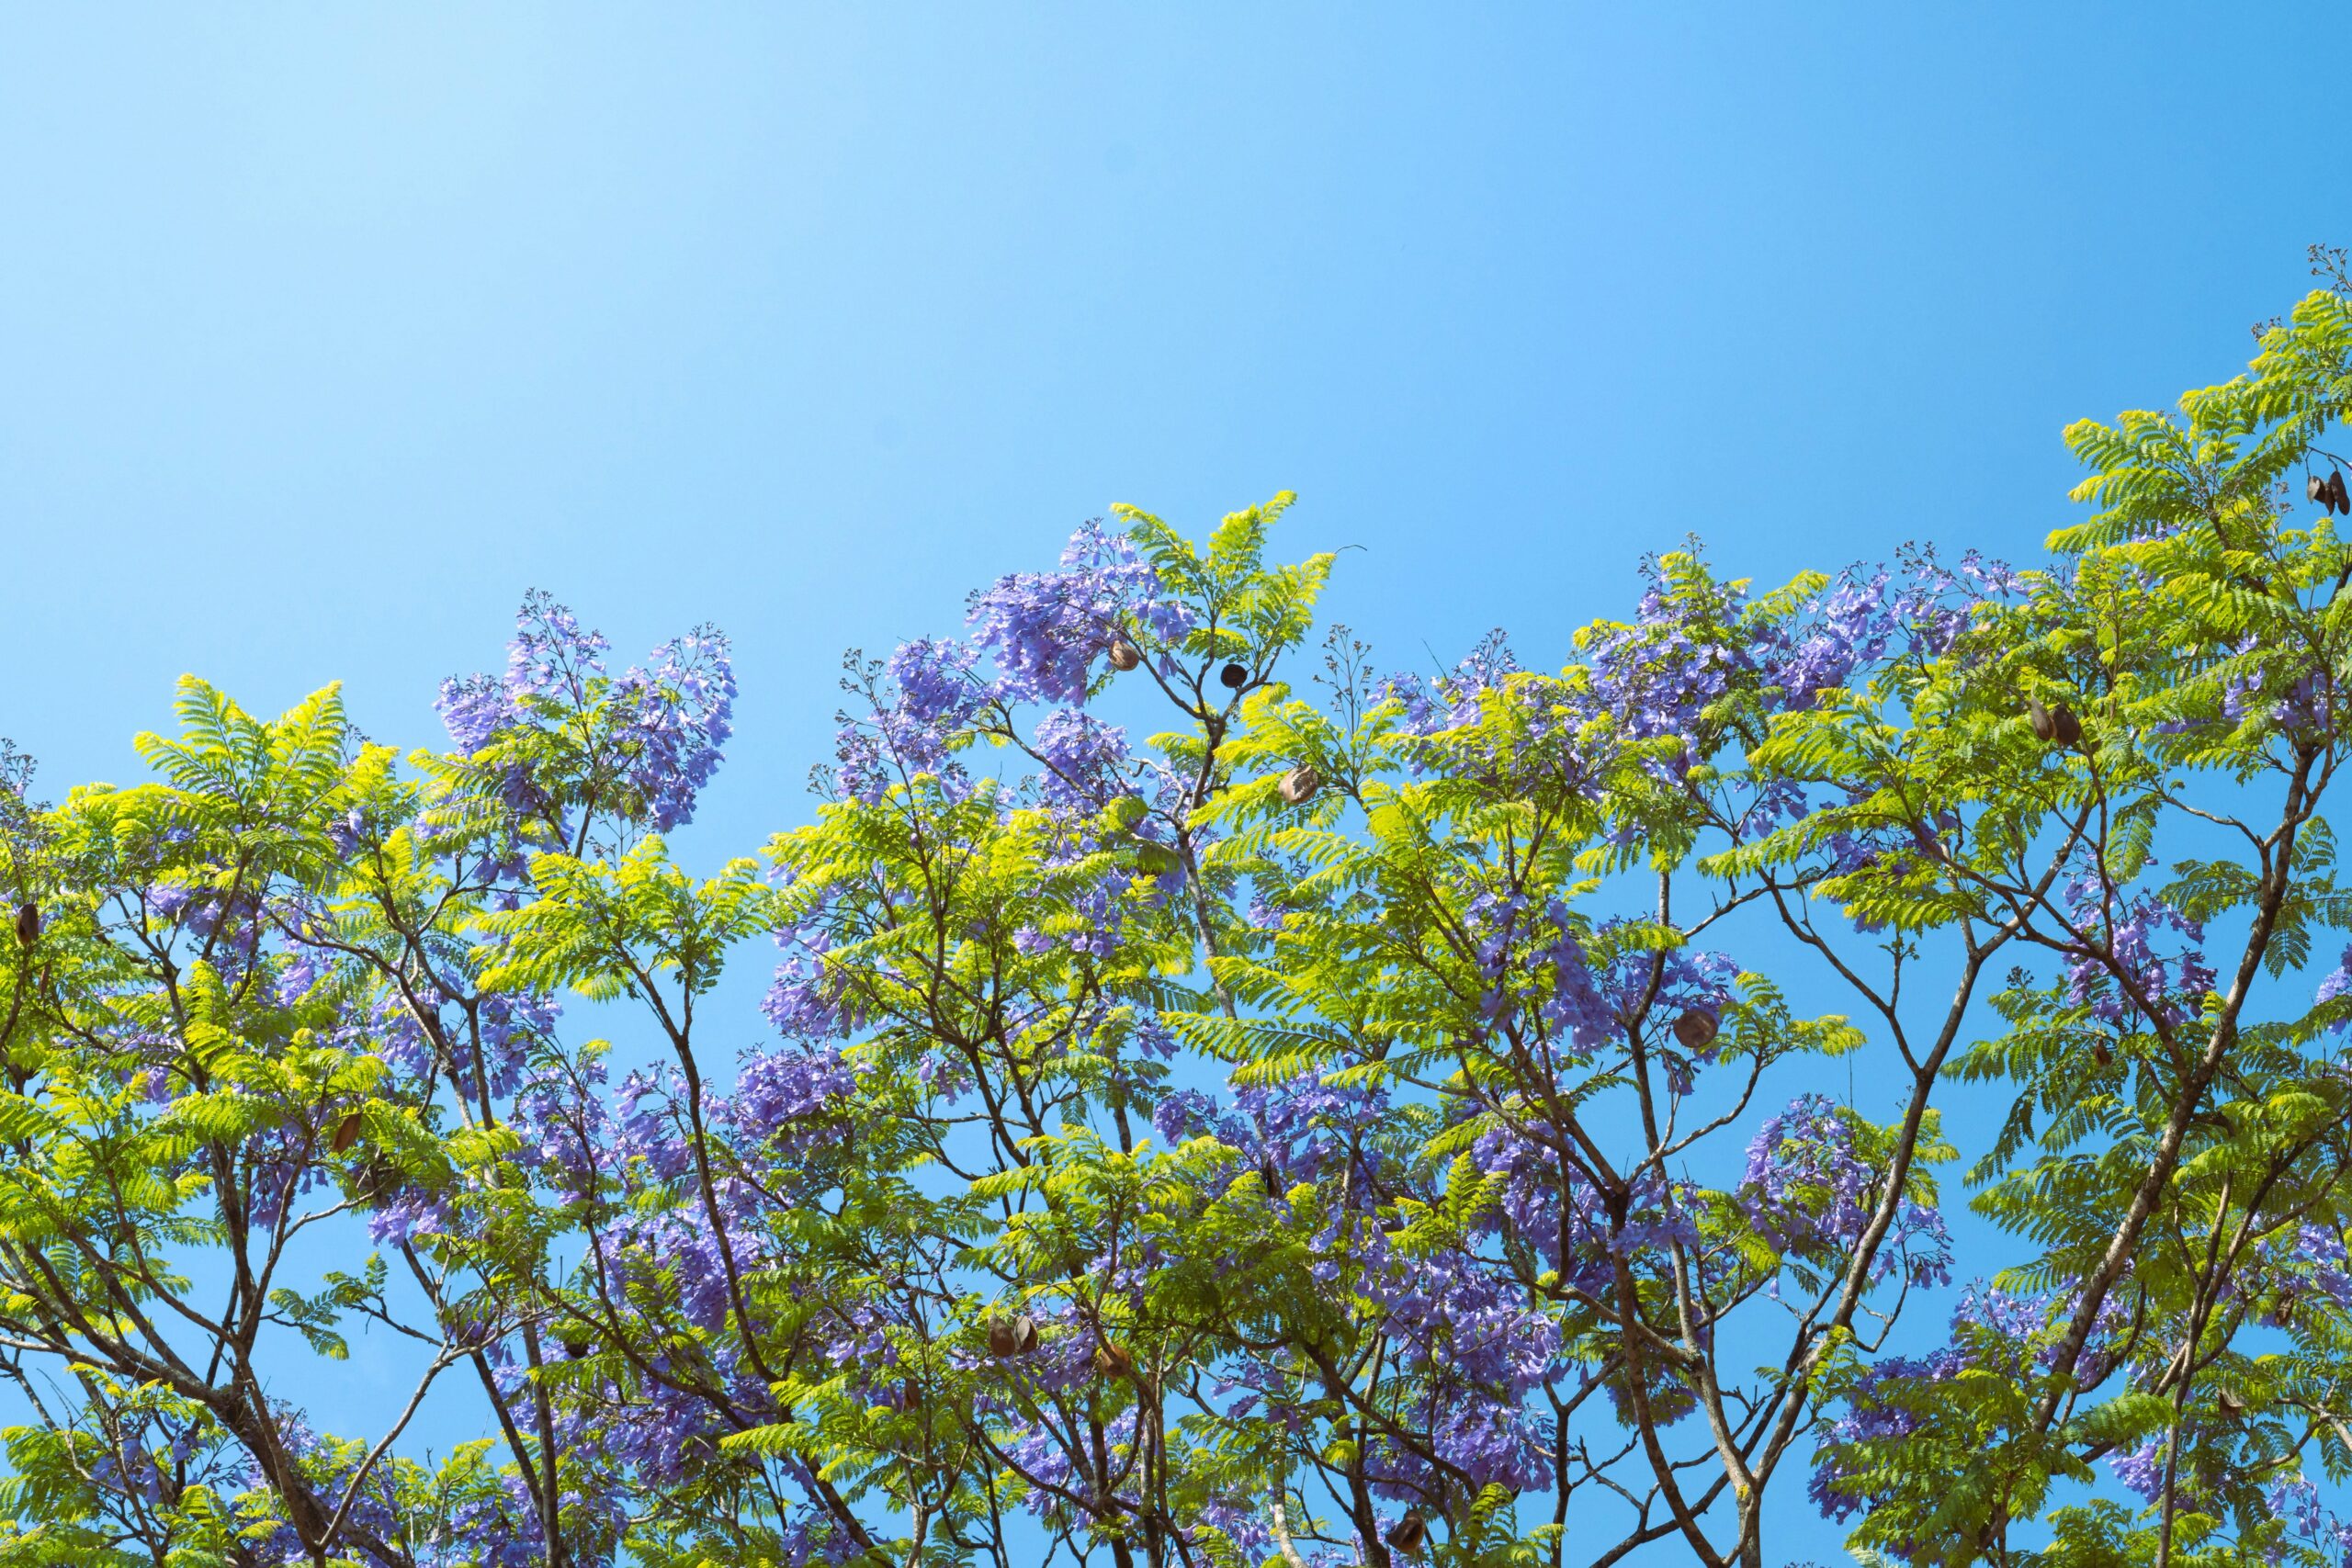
[330, 1111, 364, 1155]
[986, 1314, 1018, 1359]
[563, 1337, 591, 1359]
[2050, 703, 2083, 747]
[12, 902, 36, 949]
[1094, 1341, 1133, 1379]
[1219, 661, 1248, 690]
[1013, 1314, 1039, 1355]
[1671, 1010, 1719, 1053]
[2090, 1040, 2113, 1068]
[2027, 698, 2056, 742]
[1106, 638, 1141, 672]
[2332, 469, 2351, 515]
[1278, 766, 1321, 805]
[1386, 1512, 1428, 1556]
[2312, 473, 2331, 507]
[1260, 1156, 1283, 1198]
[2219, 1389, 2245, 1420]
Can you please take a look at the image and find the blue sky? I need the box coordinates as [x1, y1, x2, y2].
[3, 6, 2346, 1561]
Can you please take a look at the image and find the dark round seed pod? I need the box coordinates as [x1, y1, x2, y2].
[2027, 698, 2056, 742]
[2090, 1040, 2113, 1068]
[986, 1314, 1018, 1359]
[2050, 703, 2083, 747]
[1386, 1512, 1428, 1556]
[2331, 469, 2351, 515]
[2312, 473, 2330, 508]
[330, 1111, 364, 1155]
[1013, 1314, 1039, 1355]
[1106, 638, 1141, 672]
[1671, 1010, 1719, 1053]
[1219, 662, 1248, 690]
[13, 902, 36, 949]
[1278, 766, 1320, 805]
[563, 1337, 590, 1359]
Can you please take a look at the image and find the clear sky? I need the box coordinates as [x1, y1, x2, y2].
[3, 6, 2346, 1560]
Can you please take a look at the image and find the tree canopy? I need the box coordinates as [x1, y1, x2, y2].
[14, 280, 2352, 1567]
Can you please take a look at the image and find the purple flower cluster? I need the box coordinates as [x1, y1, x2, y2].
[2058, 874, 2215, 1029]
[1739, 1094, 1951, 1286]
[1810, 1280, 2132, 1523]
[2255, 1222, 2352, 1324]
[966, 518, 1193, 707]
[437, 591, 736, 833]
[1384, 631, 1525, 740]
[720, 1045, 855, 1151]
[831, 520, 1189, 803]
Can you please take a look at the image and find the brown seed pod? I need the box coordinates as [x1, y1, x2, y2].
[2027, 698, 2056, 742]
[1385, 1512, 1428, 1556]
[1094, 1341, 1134, 1379]
[330, 1111, 365, 1155]
[1219, 661, 1248, 690]
[1012, 1314, 1039, 1355]
[563, 1337, 591, 1359]
[2219, 1389, 2245, 1420]
[986, 1314, 1018, 1358]
[2312, 473, 2331, 508]
[2050, 703, 2083, 748]
[2090, 1040, 2113, 1068]
[1106, 638, 1141, 672]
[12, 902, 36, 949]
[1260, 1156, 1283, 1198]
[1671, 1010, 1719, 1053]
[2331, 469, 2350, 515]
[1278, 766, 1321, 805]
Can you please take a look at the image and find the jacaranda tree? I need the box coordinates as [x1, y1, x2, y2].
[12, 279, 2352, 1568]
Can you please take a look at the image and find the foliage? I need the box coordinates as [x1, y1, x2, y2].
[14, 280, 2352, 1567]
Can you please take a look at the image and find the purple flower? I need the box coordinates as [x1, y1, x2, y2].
[965, 519, 1193, 709]
[1739, 1094, 1951, 1287]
